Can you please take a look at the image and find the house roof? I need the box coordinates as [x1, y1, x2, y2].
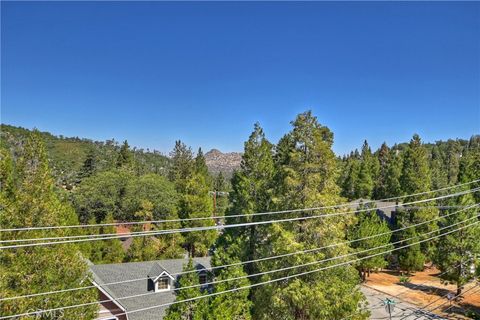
[348, 198, 400, 222]
[90, 257, 211, 320]
[147, 263, 168, 280]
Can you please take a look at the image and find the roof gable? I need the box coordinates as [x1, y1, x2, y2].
[89, 258, 212, 320]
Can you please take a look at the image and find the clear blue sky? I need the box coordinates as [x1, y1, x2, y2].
[2, 2, 479, 155]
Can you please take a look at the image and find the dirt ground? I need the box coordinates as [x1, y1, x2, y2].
[364, 267, 480, 318]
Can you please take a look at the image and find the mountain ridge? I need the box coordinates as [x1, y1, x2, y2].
[204, 148, 242, 175]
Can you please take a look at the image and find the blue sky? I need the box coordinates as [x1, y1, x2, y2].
[1, 2, 479, 155]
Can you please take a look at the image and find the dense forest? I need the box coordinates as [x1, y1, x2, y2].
[1, 114, 479, 319]
[0, 124, 171, 188]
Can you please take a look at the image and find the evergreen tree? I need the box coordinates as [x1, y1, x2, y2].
[341, 152, 360, 200]
[254, 111, 368, 320]
[195, 148, 210, 179]
[212, 172, 229, 217]
[0, 131, 98, 319]
[356, 140, 378, 199]
[435, 193, 480, 295]
[169, 140, 194, 192]
[207, 243, 252, 320]
[399, 134, 439, 261]
[169, 141, 215, 257]
[348, 202, 392, 281]
[226, 123, 275, 275]
[77, 147, 97, 182]
[116, 140, 133, 168]
[395, 208, 426, 274]
[164, 259, 208, 320]
[400, 134, 431, 195]
[430, 145, 448, 190]
[458, 143, 480, 203]
[445, 140, 461, 185]
[181, 172, 217, 257]
[373, 143, 389, 199]
[357, 160, 374, 199]
[384, 148, 402, 198]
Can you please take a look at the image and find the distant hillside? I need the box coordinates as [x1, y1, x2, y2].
[204, 149, 242, 176]
[0, 124, 170, 188]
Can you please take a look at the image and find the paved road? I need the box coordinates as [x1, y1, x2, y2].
[361, 286, 447, 320]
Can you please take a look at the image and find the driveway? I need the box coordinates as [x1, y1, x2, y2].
[361, 286, 446, 320]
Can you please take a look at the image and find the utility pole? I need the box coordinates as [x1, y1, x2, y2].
[383, 298, 396, 320]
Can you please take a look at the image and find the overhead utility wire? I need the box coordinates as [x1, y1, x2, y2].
[97, 219, 480, 320]
[401, 283, 480, 320]
[1, 187, 477, 249]
[1, 179, 478, 233]
[2, 204, 474, 245]
[3, 214, 478, 320]
[2, 202, 477, 302]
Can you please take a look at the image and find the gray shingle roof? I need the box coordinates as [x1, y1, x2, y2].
[90, 257, 211, 320]
[147, 263, 167, 280]
[348, 199, 400, 224]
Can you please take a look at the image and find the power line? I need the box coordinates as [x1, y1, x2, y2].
[366, 264, 467, 312]
[1, 187, 477, 249]
[1, 179, 478, 233]
[441, 285, 480, 315]
[96, 219, 480, 320]
[341, 263, 464, 320]
[3, 216, 478, 320]
[1, 205, 473, 245]
[2, 203, 477, 303]
[401, 282, 480, 320]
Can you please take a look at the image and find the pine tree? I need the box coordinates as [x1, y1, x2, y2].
[430, 145, 448, 190]
[395, 209, 426, 274]
[348, 202, 392, 281]
[435, 193, 480, 295]
[0, 131, 98, 319]
[356, 140, 377, 199]
[226, 122, 275, 275]
[373, 143, 391, 199]
[341, 152, 360, 200]
[207, 243, 252, 320]
[213, 172, 228, 217]
[458, 141, 480, 203]
[77, 147, 97, 182]
[116, 140, 133, 168]
[400, 134, 431, 195]
[164, 259, 208, 320]
[445, 140, 461, 185]
[181, 172, 216, 257]
[195, 148, 210, 180]
[385, 148, 402, 198]
[169, 140, 194, 192]
[357, 160, 374, 199]
[399, 134, 439, 261]
[169, 141, 215, 257]
[254, 111, 368, 320]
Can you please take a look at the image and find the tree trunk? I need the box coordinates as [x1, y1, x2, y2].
[457, 285, 462, 296]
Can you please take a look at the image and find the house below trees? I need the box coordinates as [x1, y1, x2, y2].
[89, 258, 211, 320]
